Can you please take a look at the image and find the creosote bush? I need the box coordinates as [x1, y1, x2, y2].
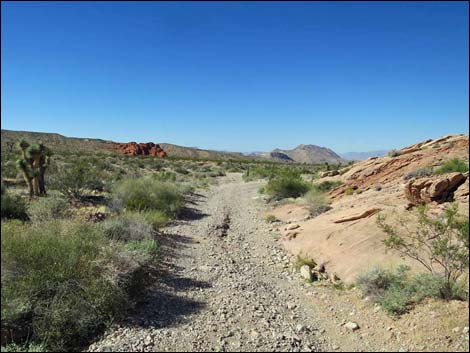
[312, 180, 343, 193]
[111, 177, 185, 218]
[50, 159, 104, 200]
[1, 182, 28, 220]
[101, 212, 153, 242]
[303, 189, 332, 217]
[357, 266, 467, 316]
[433, 158, 469, 175]
[377, 203, 469, 299]
[1, 220, 129, 351]
[265, 170, 311, 201]
[265, 214, 279, 223]
[27, 194, 70, 222]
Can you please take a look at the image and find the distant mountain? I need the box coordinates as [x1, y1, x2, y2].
[251, 144, 346, 164]
[340, 150, 388, 161]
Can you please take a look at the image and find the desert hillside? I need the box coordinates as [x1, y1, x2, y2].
[0, 129, 261, 161]
[270, 134, 469, 283]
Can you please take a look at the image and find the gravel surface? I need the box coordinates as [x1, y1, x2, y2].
[87, 174, 334, 352]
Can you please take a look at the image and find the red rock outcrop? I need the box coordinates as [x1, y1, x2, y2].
[404, 172, 467, 207]
[328, 134, 469, 200]
[116, 142, 166, 158]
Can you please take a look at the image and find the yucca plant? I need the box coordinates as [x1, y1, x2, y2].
[15, 139, 52, 197]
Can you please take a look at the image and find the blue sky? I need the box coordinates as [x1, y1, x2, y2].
[1, 1, 468, 153]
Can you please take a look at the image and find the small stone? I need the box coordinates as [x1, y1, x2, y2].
[287, 224, 300, 230]
[452, 327, 460, 333]
[344, 322, 360, 331]
[300, 265, 312, 281]
[463, 326, 469, 334]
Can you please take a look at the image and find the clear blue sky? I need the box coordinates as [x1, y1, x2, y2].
[1, 1, 468, 153]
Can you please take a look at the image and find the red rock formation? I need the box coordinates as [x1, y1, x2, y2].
[404, 172, 467, 206]
[116, 142, 166, 158]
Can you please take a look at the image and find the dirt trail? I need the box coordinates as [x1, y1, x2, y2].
[88, 174, 335, 352]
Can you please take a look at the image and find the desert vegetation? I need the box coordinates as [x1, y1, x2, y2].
[355, 203, 470, 316]
[2, 139, 234, 351]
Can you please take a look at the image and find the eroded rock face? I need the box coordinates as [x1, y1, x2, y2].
[117, 142, 166, 158]
[404, 172, 467, 206]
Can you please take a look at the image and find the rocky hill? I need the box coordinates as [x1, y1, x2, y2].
[272, 144, 346, 164]
[268, 134, 469, 284]
[249, 144, 346, 164]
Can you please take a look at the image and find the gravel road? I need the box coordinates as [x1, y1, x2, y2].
[88, 174, 334, 352]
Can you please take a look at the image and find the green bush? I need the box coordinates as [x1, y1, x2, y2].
[388, 149, 402, 158]
[1, 219, 129, 351]
[344, 187, 355, 195]
[265, 214, 279, 223]
[110, 177, 185, 217]
[294, 255, 317, 271]
[357, 266, 467, 316]
[433, 158, 469, 175]
[312, 180, 343, 193]
[101, 212, 153, 242]
[141, 210, 169, 230]
[303, 189, 332, 217]
[154, 171, 177, 182]
[1, 183, 28, 220]
[377, 203, 469, 299]
[50, 159, 104, 199]
[27, 194, 70, 222]
[265, 170, 311, 201]
[356, 266, 405, 301]
[125, 239, 159, 262]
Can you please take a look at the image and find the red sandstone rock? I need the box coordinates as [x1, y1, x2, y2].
[116, 142, 166, 158]
[404, 172, 467, 206]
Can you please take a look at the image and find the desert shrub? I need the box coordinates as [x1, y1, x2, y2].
[110, 177, 185, 217]
[101, 212, 153, 242]
[357, 266, 465, 316]
[304, 189, 332, 217]
[265, 170, 311, 201]
[403, 167, 433, 180]
[50, 159, 104, 200]
[312, 180, 343, 193]
[433, 158, 469, 175]
[1, 160, 18, 179]
[388, 149, 402, 158]
[344, 187, 355, 195]
[377, 203, 469, 299]
[1, 219, 129, 351]
[1, 183, 28, 220]
[265, 214, 279, 223]
[294, 255, 317, 271]
[356, 266, 406, 301]
[153, 171, 177, 182]
[141, 210, 169, 230]
[125, 239, 159, 262]
[174, 166, 189, 175]
[27, 194, 70, 222]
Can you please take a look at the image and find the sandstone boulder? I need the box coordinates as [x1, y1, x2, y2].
[404, 172, 467, 206]
[454, 175, 469, 202]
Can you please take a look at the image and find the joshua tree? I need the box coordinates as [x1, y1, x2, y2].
[15, 139, 52, 197]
